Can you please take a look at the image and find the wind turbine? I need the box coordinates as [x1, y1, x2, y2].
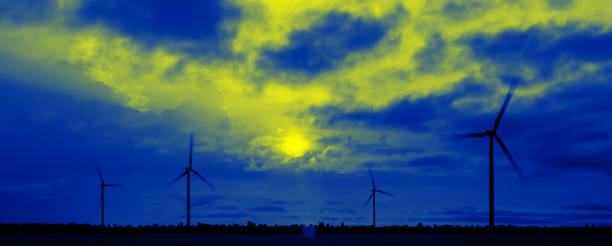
[363, 169, 393, 227]
[96, 165, 118, 227]
[170, 133, 215, 227]
[456, 82, 526, 232]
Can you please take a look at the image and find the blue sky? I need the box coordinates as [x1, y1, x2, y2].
[1, 0, 612, 226]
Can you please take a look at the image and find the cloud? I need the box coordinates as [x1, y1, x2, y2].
[190, 195, 226, 207]
[319, 208, 356, 215]
[1, 0, 611, 174]
[214, 205, 239, 211]
[563, 204, 612, 212]
[409, 155, 454, 168]
[325, 201, 343, 206]
[320, 216, 339, 221]
[312, 77, 495, 132]
[199, 212, 253, 219]
[442, 1, 490, 21]
[247, 206, 288, 213]
[0, 178, 68, 192]
[548, 0, 575, 9]
[318, 99, 439, 131]
[466, 25, 612, 79]
[0, 0, 56, 24]
[499, 76, 612, 173]
[260, 12, 387, 74]
[280, 215, 299, 220]
[414, 33, 447, 72]
[75, 0, 240, 49]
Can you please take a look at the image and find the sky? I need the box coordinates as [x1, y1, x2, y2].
[0, 0, 611, 227]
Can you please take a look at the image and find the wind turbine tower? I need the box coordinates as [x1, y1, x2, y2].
[96, 165, 118, 227]
[457, 82, 527, 232]
[170, 133, 215, 227]
[363, 169, 393, 227]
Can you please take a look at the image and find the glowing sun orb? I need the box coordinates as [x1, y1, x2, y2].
[280, 133, 311, 158]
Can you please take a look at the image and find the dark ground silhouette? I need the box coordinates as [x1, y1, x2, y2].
[1, 222, 612, 234]
[2, 223, 612, 245]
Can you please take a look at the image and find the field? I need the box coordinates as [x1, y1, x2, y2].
[2, 233, 612, 246]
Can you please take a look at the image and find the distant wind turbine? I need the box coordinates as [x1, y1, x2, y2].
[363, 169, 393, 227]
[96, 165, 118, 227]
[170, 133, 215, 227]
[456, 82, 527, 232]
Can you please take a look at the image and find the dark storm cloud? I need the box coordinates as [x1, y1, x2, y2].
[430, 209, 486, 216]
[214, 205, 239, 211]
[0, 178, 68, 192]
[500, 77, 612, 173]
[563, 204, 612, 212]
[312, 77, 492, 131]
[319, 208, 356, 215]
[409, 155, 454, 167]
[260, 197, 285, 205]
[0, 79, 183, 181]
[466, 25, 612, 79]
[75, 0, 240, 52]
[0, 0, 55, 24]
[351, 143, 418, 156]
[280, 215, 299, 220]
[325, 201, 343, 206]
[247, 206, 288, 213]
[199, 212, 253, 219]
[260, 12, 387, 74]
[321, 216, 339, 221]
[191, 195, 226, 207]
[313, 98, 441, 132]
[325, 99, 439, 131]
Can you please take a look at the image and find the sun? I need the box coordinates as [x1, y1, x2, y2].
[279, 133, 311, 158]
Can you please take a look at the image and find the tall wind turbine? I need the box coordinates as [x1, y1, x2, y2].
[363, 169, 393, 227]
[96, 165, 118, 227]
[170, 133, 215, 227]
[457, 82, 526, 232]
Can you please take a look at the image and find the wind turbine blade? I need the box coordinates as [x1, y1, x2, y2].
[191, 169, 215, 191]
[369, 168, 376, 189]
[493, 82, 517, 131]
[106, 184, 120, 187]
[376, 190, 394, 197]
[494, 135, 527, 183]
[454, 132, 489, 139]
[95, 164, 104, 184]
[362, 194, 373, 207]
[169, 171, 188, 185]
[189, 133, 194, 169]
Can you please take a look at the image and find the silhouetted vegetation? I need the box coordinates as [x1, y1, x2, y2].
[1, 222, 611, 235]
